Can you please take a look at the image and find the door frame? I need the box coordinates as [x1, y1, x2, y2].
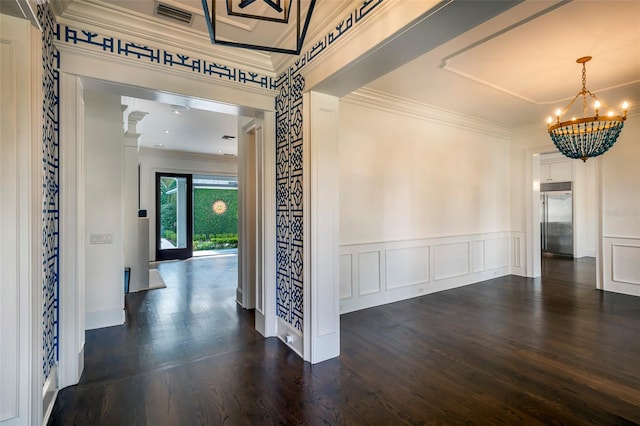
[155, 172, 193, 261]
[526, 146, 603, 288]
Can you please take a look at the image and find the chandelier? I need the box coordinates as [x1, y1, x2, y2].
[547, 56, 628, 162]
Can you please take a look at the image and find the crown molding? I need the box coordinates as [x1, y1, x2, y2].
[49, 0, 72, 16]
[344, 87, 512, 139]
[56, 0, 277, 75]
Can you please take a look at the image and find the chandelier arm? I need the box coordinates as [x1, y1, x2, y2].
[584, 90, 609, 110]
[559, 92, 584, 118]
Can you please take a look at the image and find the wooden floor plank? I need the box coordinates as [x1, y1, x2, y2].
[48, 256, 640, 425]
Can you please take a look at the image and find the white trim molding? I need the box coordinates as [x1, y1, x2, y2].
[510, 231, 526, 276]
[85, 308, 126, 331]
[343, 88, 512, 139]
[602, 237, 640, 297]
[340, 232, 511, 314]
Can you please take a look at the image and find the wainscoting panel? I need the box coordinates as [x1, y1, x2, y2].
[386, 246, 429, 290]
[612, 245, 640, 284]
[339, 254, 353, 299]
[510, 232, 526, 276]
[603, 237, 640, 296]
[340, 232, 511, 314]
[358, 251, 381, 296]
[434, 242, 470, 281]
[486, 237, 509, 270]
[472, 240, 485, 273]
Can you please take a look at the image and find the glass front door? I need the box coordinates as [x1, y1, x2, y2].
[156, 173, 193, 260]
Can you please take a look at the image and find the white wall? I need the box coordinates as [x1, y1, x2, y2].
[338, 95, 512, 312]
[83, 90, 125, 329]
[138, 147, 238, 261]
[574, 158, 597, 258]
[601, 117, 640, 296]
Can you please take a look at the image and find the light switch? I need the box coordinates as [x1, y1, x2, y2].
[90, 233, 113, 244]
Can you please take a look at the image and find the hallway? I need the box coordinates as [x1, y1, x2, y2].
[49, 257, 640, 425]
[82, 255, 255, 384]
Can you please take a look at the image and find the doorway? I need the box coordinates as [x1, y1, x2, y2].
[192, 174, 238, 257]
[528, 148, 600, 287]
[57, 67, 278, 398]
[156, 172, 193, 260]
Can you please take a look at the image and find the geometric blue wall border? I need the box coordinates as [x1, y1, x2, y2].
[57, 25, 277, 90]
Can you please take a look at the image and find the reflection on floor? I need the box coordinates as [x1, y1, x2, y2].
[85, 255, 250, 386]
[541, 255, 596, 286]
[49, 256, 640, 425]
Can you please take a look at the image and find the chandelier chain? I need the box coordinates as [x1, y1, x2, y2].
[582, 62, 588, 117]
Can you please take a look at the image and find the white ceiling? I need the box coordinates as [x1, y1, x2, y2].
[365, 0, 640, 128]
[55, 0, 640, 152]
[123, 97, 241, 156]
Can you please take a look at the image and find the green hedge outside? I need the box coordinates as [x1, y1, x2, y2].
[158, 187, 238, 251]
[193, 234, 238, 250]
[193, 188, 237, 234]
[192, 188, 238, 251]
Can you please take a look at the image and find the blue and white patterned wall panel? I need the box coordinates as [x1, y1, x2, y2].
[275, 68, 304, 331]
[273, 0, 385, 333]
[38, 3, 60, 382]
[57, 26, 277, 90]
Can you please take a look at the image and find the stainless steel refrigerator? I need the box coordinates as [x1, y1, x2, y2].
[540, 182, 573, 257]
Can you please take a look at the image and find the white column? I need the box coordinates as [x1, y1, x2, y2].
[59, 74, 86, 389]
[253, 112, 277, 337]
[123, 110, 147, 291]
[303, 91, 341, 363]
[238, 119, 257, 309]
[0, 14, 43, 426]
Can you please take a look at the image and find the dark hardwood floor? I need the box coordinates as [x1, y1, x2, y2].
[49, 255, 640, 425]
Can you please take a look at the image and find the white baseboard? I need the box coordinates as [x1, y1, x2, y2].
[277, 318, 303, 358]
[77, 343, 85, 383]
[236, 287, 243, 306]
[85, 308, 125, 330]
[42, 365, 58, 426]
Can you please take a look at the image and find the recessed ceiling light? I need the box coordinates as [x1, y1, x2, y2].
[170, 104, 189, 114]
[154, 143, 165, 148]
[164, 130, 170, 134]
